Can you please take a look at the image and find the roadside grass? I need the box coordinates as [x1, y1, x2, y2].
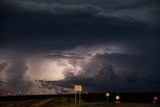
[0, 97, 159, 107]
[41, 102, 160, 107]
[41, 98, 159, 107]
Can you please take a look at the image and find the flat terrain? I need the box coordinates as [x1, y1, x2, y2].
[0, 97, 159, 107]
[0, 93, 160, 107]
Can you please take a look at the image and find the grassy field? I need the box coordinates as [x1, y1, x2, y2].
[0, 97, 159, 107]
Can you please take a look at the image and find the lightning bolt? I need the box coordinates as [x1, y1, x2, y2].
[65, 60, 82, 75]
[65, 60, 74, 69]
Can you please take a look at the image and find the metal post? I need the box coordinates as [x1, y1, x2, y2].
[79, 91, 81, 104]
[75, 91, 76, 105]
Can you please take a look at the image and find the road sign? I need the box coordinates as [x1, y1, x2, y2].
[74, 85, 82, 105]
[116, 95, 120, 100]
[106, 93, 110, 97]
[74, 85, 82, 92]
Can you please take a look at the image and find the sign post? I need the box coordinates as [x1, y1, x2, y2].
[75, 90, 76, 104]
[105, 92, 110, 103]
[74, 85, 82, 105]
[115, 95, 121, 103]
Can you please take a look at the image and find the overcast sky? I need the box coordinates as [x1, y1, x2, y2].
[0, 0, 160, 94]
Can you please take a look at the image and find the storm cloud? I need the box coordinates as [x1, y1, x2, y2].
[39, 46, 160, 92]
[0, 0, 160, 94]
[1, 0, 159, 50]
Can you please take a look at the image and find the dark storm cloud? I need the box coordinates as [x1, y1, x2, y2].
[44, 52, 87, 60]
[1, 0, 156, 51]
[3, 0, 159, 24]
[0, 0, 160, 93]
[95, 53, 160, 92]
[16, 2, 101, 15]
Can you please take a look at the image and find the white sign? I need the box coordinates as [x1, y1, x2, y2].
[116, 95, 120, 100]
[74, 85, 82, 92]
[106, 93, 110, 97]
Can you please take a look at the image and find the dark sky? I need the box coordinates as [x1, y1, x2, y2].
[0, 0, 160, 94]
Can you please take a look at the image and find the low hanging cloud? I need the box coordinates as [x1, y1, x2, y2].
[0, 55, 33, 94]
[40, 62, 117, 92]
[38, 45, 160, 92]
[0, 62, 7, 72]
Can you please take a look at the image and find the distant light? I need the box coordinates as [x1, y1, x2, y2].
[18, 91, 22, 95]
[28, 92, 31, 95]
[7, 93, 11, 96]
[85, 91, 88, 94]
[41, 90, 46, 95]
[56, 90, 62, 94]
